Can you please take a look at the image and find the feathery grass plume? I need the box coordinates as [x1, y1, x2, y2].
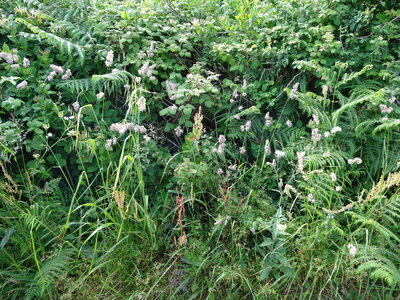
[113, 190, 126, 220]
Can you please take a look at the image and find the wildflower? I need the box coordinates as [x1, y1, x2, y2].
[265, 112, 272, 127]
[216, 143, 226, 155]
[218, 135, 226, 144]
[23, 57, 30, 68]
[105, 50, 114, 67]
[238, 106, 243, 110]
[242, 79, 247, 89]
[69, 115, 74, 120]
[216, 168, 224, 175]
[47, 71, 56, 81]
[331, 126, 342, 134]
[307, 193, 315, 203]
[297, 151, 305, 173]
[112, 68, 119, 74]
[16, 80, 28, 90]
[72, 101, 80, 112]
[105, 137, 117, 150]
[233, 89, 239, 99]
[241, 120, 252, 132]
[50, 64, 64, 74]
[135, 76, 142, 84]
[138, 61, 157, 78]
[389, 96, 396, 103]
[335, 186, 342, 192]
[110, 123, 128, 135]
[381, 116, 388, 121]
[286, 120, 293, 127]
[137, 96, 146, 112]
[11, 64, 19, 69]
[62, 69, 72, 80]
[63, 116, 69, 120]
[290, 82, 300, 99]
[0, 52, 14, 64]
[312, 114, 320, 125]
[143, 135, 151, 142]
[348, 157, 362, 165]
[311, 128, 321, 142]
[229, 99, 234, 103]
[147, 41, 155, 57]
[239, 146, 246, 154]
[96, 92, 105, 99]
[330, 172, 337, 182]
[379, 104, 393, 114]
[228, 164, 237, 171]
[166, 80, 177, 92]
[234, 115, 240, 120]
[174, 126, 184, 137]
[47, 132, 53, 137]
[277, 224, 287, 231]
[324, 131, 331, 138]
[347, 244, 357, 257]
[275, 150, 285, 158]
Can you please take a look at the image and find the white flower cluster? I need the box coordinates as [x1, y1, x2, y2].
[331, 126, 342, 134]
[212, 135, 226, 155]
[105, 50, 114, 67]
[0, 51, 18, 64]
[348, 157, 362, 165]
[72, 101, 80, 112]
[275, 150, 285, 158]
[105, 137, 117, 151]
[347, 243, 357, 257]
[239, 146, 246, 154]
[174, 126, 184, 137]
[47, 64, 71, 81]
[23, 57, 30, 68]
[110, 122, 146, 135]
[137, 96, 147, 112]
[311, 128, 321, 142]
[16, 80, 28, 90]
[147, 41, 155, 57]
[138, 61, 157, 80]
[379, 104, 393, 114]
[240, 120, 252, 132]
[289, 82, 300, 99]
[265, 112, 273, 127]
[286, 120, 293, 127]
[96, 92, 105, 99]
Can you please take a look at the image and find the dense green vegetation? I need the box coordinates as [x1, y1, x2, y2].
[0, 0, 399, 298]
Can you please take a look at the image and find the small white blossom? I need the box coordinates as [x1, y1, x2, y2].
[96, 92, 105, 99]
[174, 126, 184, 137]
[348, 157, 362, 165]
[62, 69, 72, 80]
[275, 150, 285, 158]
[105, 50, 114, 67]
[216, 168, 224, 175]
[286, 120, 293, 127]
[137, 96, 147, 112]
[330, 172, 337, 182]
[389, 96, 396, 103]
[379, 104, 393, 114]
[72, 101, 80, 112]
[239, 146, 246, 154]
[218, 135, 226, 144]
[347, 244, 357, 257]
[324, 131, 331, 138]
[312, 128, 321, 142]
[50, 64, 64, 74]
[47, 71, 57, 81]
[331, 126, 342, 134]
[16, 80, 28, 90]
[335, 186, 342, 192]
[23, 57, 30, 68]
[290, 82, 300, 99]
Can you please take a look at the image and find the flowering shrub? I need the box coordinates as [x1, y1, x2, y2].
[1, 0, 400, 298]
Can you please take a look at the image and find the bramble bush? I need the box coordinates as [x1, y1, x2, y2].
[0, 0, 400, 298]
